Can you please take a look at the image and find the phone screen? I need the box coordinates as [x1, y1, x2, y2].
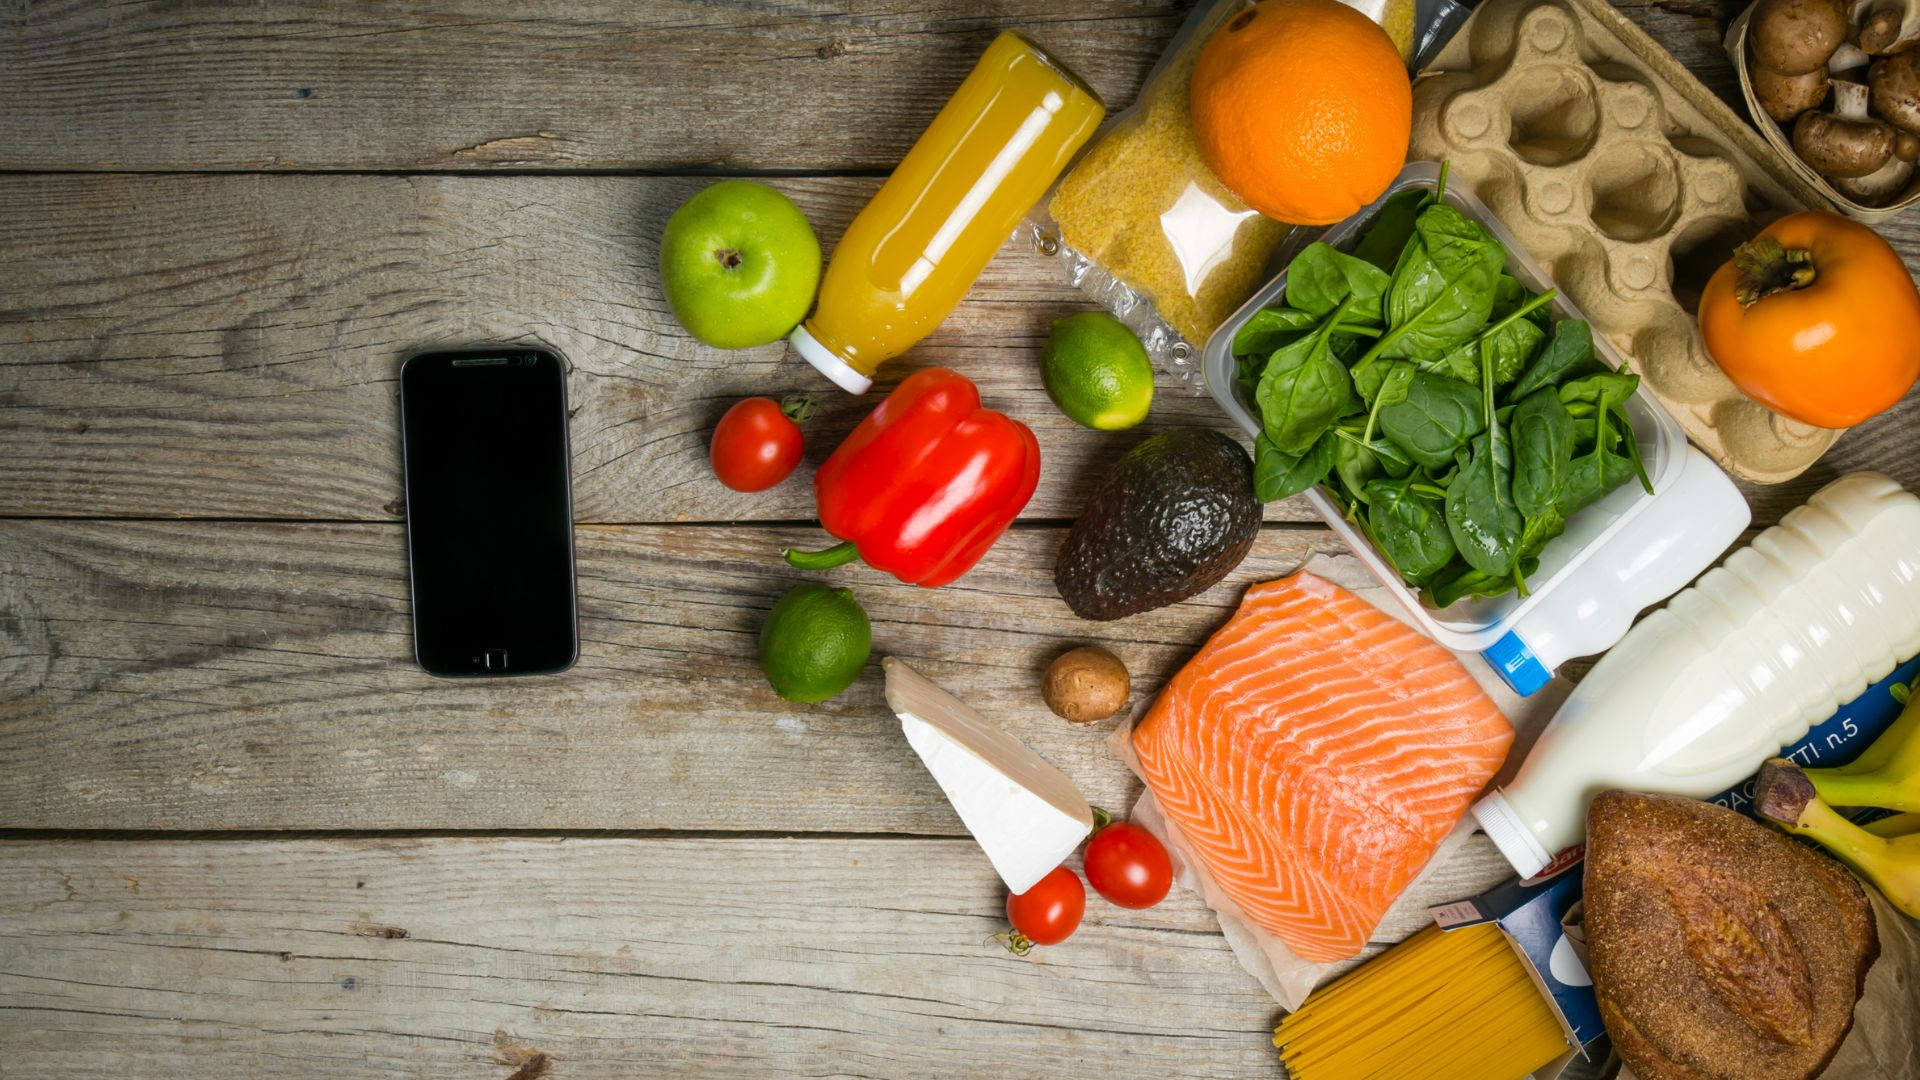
[399, 348, 577, 676]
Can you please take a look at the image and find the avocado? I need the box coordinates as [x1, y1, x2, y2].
[1055, 428, 1261, 620]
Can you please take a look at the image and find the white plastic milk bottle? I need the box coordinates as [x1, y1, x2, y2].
[1475, 471, 1920, 877]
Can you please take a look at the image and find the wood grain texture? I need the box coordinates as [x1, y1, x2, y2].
[0, 0, 1184, 172]
[0, 832, 1523, 1079]
[0, 172, 1298, 523]
[5, 170, 1918, 527]
[0, 518, 1364, 831]
[0, 835, 1274, 1078]
[0, 0, 1735, 174]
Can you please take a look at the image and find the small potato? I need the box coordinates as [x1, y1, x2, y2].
[1043, 646, 1130, 724]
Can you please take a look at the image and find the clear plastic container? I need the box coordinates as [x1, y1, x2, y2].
[1202, 161, 1735, 653]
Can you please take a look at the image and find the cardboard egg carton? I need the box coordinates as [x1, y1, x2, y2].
[1412, 0, 1844, 484]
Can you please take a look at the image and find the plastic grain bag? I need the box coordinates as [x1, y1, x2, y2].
[1110, 553, 1571, 1009]
[1029, 0, 1434, 368]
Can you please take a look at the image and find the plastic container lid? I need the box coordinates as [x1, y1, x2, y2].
[1471, 790, 1553, 879]
[1483, 632, 1552, 697]
[789, 324, 873, 395]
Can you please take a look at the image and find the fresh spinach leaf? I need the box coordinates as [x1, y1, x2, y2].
[1445, 426, 1524, 578]
[1233, 307, 1318, 357]
[1485, 317, 1547, 388]
[1377, 372, 1486, 470]
[1558, 371, 1640, 413]
[1510, 389, 1574, 518]
[1557, 450, 1638, 517]
[1519, 507, 1566, 558]
[1256, 314, 1356, 454]
[1336, 436, 1381, 504]
[1491, 274, 1553, 328]
[1287, 242, 1391, 321]
[1415, 346, 1481, 386]
[1372, 203, 1505, 361]
[1355, 356, 1415, 405]
[1254, 431, 1337, 502]
[1614, 404, 1654, 494]
[1509, 320, 1599, 401]
[1425, 557, 1537, 609]
[1491, 274, 1529, 317]
[1358, 359, 1417, 447]
[1351, 188, 1428, 271]
[1366, 476, 1457, 580]
[1436, 316, 1545, 393]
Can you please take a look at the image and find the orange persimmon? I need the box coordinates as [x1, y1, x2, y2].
[1700, 211, 1920, 429]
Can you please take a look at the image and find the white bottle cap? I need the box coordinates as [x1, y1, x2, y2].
[1472, 789, 1553, 879]
[788, 324, 872, 395]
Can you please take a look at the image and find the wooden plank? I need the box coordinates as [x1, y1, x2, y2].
[0, 0, 1735, 174]
[1611, 0, 1744, 110]
[0, 172, 1301, 523]
[0, 0, 1182, 172]
[0, 834, 1520, 1078]
[0, 519, 1357, 831]
[6, 171, 1917, 528]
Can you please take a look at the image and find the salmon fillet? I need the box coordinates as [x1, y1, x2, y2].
[1131, 571, 1512, 962]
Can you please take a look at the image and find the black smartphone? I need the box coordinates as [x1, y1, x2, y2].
[399, 347, 578, 676]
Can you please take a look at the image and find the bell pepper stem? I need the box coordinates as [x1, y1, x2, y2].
[783, 540, 861, 571]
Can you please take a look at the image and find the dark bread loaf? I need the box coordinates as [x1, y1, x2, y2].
[1585, 791, 1877, 1080]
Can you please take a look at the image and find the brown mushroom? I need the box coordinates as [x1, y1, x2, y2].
[1859, 5, 1904, 51]
[1041, 646, 1129, 724]
[1832, 155, 1915, 202]
[1852, 0, 1920, 54]
[1753, 60, 1831, 121]
[1829, 40, 1872, 77]
[1794, 80, 1899, 176]
[1751, 0, 1850, 74]
[1871, 51, 1920, 135]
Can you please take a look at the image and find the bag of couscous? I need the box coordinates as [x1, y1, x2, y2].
[1029, 0, 1441, 368]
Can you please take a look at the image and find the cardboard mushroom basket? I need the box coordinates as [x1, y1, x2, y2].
[1732, 0, 1920, 219]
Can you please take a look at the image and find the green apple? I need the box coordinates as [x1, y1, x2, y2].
[659, 180, 822, 349]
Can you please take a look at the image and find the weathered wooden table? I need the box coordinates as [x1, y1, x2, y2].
[3, 3, 1917, 1076]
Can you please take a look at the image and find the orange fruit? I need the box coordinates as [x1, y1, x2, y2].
[1190, 0, 1413, 226]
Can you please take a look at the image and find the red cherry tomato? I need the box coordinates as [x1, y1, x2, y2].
[1084, 822, 1172, 909]
[1004, 866, 1084, 951]
[710, 396, 808, 492]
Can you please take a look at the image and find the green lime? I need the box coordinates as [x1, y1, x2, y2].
[1041, 312, 1154, 430]
[758, 584, 872, 702]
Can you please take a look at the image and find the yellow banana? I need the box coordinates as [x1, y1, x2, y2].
[1865, 811, 1920, 838]
[1754, 759, 1920, 918]
[1800, 692, 1920, 812]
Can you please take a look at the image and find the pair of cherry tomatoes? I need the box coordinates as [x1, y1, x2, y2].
[1004, 821, 1172, 952]
[710, 396, 812, 492]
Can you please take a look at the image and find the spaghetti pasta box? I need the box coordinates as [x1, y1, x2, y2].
[1430, 861, 1601, 1079]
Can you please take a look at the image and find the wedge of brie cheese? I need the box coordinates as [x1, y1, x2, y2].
[883, 657, 1095, 894]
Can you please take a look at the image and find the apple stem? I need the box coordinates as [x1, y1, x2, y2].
[714, 247, 743, 270]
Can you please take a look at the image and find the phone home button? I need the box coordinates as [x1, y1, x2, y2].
[480, 649, 508, 671]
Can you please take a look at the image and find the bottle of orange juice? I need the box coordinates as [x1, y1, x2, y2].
[789, 32, 1105, 393]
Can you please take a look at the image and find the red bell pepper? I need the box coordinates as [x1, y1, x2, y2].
[785, 368, 1040, 587]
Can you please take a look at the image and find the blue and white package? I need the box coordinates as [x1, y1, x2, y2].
[1429, 860, 1602, 1052]
[1709, 654, 1920, 819]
